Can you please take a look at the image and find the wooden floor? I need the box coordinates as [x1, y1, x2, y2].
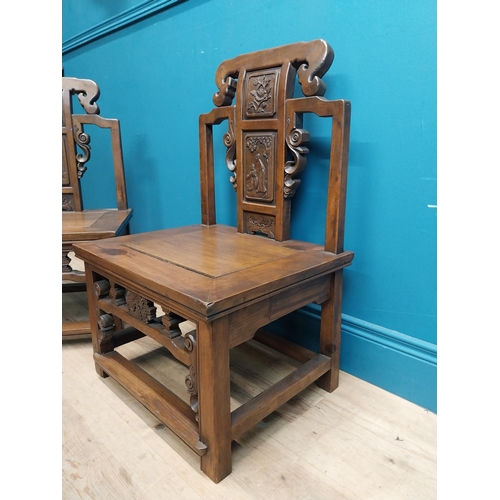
[62, 291, 437, 499]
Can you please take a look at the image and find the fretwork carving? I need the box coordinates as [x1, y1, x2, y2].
[125, 290, 157, 323]
[184, 331, 199, 420]
[245, 214, 276, 239]
[243, 133, 275, 203]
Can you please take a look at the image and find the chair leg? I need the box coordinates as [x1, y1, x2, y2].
[85, 264, 112, 378]
[317, 270, 344, 392]
[197, 316, 232, 483]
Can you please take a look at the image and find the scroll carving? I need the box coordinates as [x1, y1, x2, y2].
[295, 41, 334, 97]
[63, 77, 101, 114]
[98, 314, 115, 343]
[224, 118, 237, 191]
[94, 279, 111, 298]
[213, 76, 237, 107]
[184, 331, 199, 420]
[212, 40, 333, 107]
[284, 121, 310, 198]
[73, 122, 91, 179]
[125, 290, 157, 323]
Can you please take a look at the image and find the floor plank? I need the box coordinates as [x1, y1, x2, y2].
[62, 332, 436, 499]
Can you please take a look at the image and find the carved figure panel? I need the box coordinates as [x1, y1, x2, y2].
[243, 69, 279, 119]
[243, 132, 276, 203]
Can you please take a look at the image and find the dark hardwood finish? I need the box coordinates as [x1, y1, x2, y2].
[73, 40, 353, 483]
[62, 77, 132, 338]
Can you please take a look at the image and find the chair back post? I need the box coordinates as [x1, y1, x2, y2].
[62, 77, 129, 213]
[72, 114, 129, 211]
[62, 77, 100, 212]
[199, 107, 234, 225]
[324, 100, 351, 254]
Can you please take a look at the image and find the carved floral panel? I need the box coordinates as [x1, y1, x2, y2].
[243, 69, 280, 119]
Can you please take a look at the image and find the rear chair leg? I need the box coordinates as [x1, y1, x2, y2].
[317, 270, 344, 392]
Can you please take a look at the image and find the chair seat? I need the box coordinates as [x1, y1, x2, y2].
[63, 208, 133, 242]
[74, 224, 353, 318]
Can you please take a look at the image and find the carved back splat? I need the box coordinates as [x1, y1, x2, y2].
[200, 39, 337, 242]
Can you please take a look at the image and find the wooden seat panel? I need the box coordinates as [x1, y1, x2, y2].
[75, 224, 353, 317]
[62, 209, 132, 241]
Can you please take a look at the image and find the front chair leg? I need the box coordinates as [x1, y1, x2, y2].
[85, 265, 113, 377]
[197, 316, 232, 483]
[317, 270, 344, 392]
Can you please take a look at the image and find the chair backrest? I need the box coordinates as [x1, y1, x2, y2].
[62, 77, 128, 212]
[199, 39, 351, 253]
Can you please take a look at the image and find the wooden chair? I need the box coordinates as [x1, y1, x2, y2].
[73, 40, 353, 482]
[62, 77, 133, 338]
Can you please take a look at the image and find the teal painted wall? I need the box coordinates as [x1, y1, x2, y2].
[63, 0, 437, 412]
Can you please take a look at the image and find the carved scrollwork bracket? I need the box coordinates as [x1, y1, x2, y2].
[65, 78, 101, 115]
[213, 76, 237, 107]
[73, 121, 91, 179]
[223, 118, 237, 191]
[295, 41, 334, 98]
[284, 118, 310, 198]
[184, 331, 199, 420]
[98, 314, 115, 343]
